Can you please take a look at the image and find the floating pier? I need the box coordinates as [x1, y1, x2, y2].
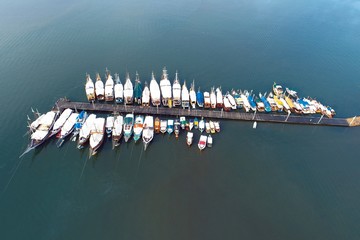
[55, 98, 360, 127]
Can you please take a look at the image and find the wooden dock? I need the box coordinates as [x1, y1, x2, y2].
[55, 98, 360, 127]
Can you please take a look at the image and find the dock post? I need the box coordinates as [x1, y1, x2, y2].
[317, 114, 324, 124]
[285, 111, 291, 122]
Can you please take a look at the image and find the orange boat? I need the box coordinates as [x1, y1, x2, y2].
[154, 117, 160, 134]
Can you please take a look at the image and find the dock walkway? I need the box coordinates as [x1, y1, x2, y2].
[55, 98, 359, 127]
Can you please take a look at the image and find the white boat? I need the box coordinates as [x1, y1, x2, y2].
[142, 115, 154, 151]
[242, 91, 252, 112]
[223, 95, 232, 111]
[56, 112, 79, 147]
[172, 71, 181, 107]
[199, 118, 205, 132]
[174, 119, 180, 138]
[123, 73, 133, 104]
[203, 91, 210, 108]
[207, 135, 213, 147]
[160, 67, 172, 107]
[227, 92, 237, 110]
[189, 80, 197, 109]
[181, 80, 190, 108]
[149, 72, 161, 106]
[123, 113, 134, 142]
[180, 116, 186, 129]
[142, 82, 150, 107]
[198, 135, 207, 151]
[104, 71, 114, 102]
[133, 115, 144, 142]
[77, 114, 96, 148]
[205, 121, 211, 133]
[216, 87, 223, 108]
[89, 117, 105, 156]
[85, 74, 95, 102]
[95, 73, 105, 101]
[214, 121, 220, 132]
[210, 87, 216, 109]
[105, 116, 114, 138]
[112, 114, 123, 148]
[186, 132, 193, 146]
[160, 119, 167, 134]
[114, 73, 123, 104]
[167, 119, 174, 134]
[50, 108, 73, 137]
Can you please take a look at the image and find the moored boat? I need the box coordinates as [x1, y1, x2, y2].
[50, 108, 73, 137]
[89, 117, 105, 156]
[204, 91, 211, 108]
[186, 132, 193, 146]
[194, 117, 199, 129]
[205, 121, 211, 133]
[172, 71, 182, 107]
[133, 72, 143, 105]
[180, 116, 186, 129]
[142, 82, 150, 107]
[56, 112, 79, 147]
[142, 115, 154, 151]
[174, 119, 180, 138]
[167, 119, 174, 135]
[95, 73, 105, 101]
[210, 87, 217, 109]
[196, 88, 204, 108]
[104, 71, 114, 102]
[199, 118, 205, 132]
[209, 120, 215, 134]
[133, 115, 144, 142]
[124, 73, 134, 104]
[70, 110, 87, 141]
[114, 73, 124, 104]
[267, 93, 278, 112]
[189, 118, 194, 131]
[85, 74, 95, 102]
[227, 92, 237, 110]
[154, 117, 160, 133]
[181, 81, 190, 108]
[198, 135, 207, 151]
[273, 95, 284, 112]
[123, 113, 134, 142]
[160, 119, 167, 134]
[207, 134, 213, 148]
[232, 90, 243, 109]
[150, 72, 161, 107]
[273, 82, 284, 96]
[223, 94, 232, 111]
[259, 93, 272, 112]
[77, 114, 96, 149]
[216, 87, 223, 108]
[112, 114, 123, 148]
[214, 121, 220, 132]
[160, 67, 172, 107]
[105, 115, 114, 138]
[190, 80, 197, 108]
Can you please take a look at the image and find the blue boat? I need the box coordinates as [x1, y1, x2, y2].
[70, 110, 87, 141]
[259, 93, 271, 112]
[167, 119, 174, 135]
[133, 72, 143, 105]
[123, 113, 134, 142]
[247, 94, 257, 111]
[196, 88, 204, 108]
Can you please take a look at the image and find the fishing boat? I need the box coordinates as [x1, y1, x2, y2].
[194, 117, 199, 129]
[77, 114, 96, 149]
[181, 81, 190, 108]
[123, 113, 134, 142]
[203, 91, 211, 108]
[134, 72, 143, 105]
[50, 108, 73, 137]
[199, 118, 205, 132]
[142, 82, 150, 107]
[104, 71, 114, 102]
[189, 118, 194, 130]
[85, 74, 95, 102]
[124, 73, 133, 104]
[273, 82, 284, 96]
[150, 72, 161, 107]
[160, 67, 172, 107]
[214, 121, 220, 132]
[105, 115, 114, 138]
[216, 87, 223, 108]
[209, 120, 216, 134]
[196, 88, 204, 108]
[160, 119, 167, 134]
[205, 121, 211, 133]
[20, 110, 59, 157]
[70, 110, 87, 141]
[174, 119, 180, 138]
[266, 93, 278, 112]
[154, 117, 160, 133]
[167, 119, 174, 135]
[133, 115, 144, 142]
[207, 135, 213, 148]
[142, 115, 154, 151]
[172, 71, 181, 107]
[112, 114, 123, 148]
[210, 87, 217, 109]
[190, 80, 197, 108]
[114, 73, 123, 104]
[198, 135, 207, 151]
[89, 117, 105, 156]
[186, 132, 193, 146]
[223, 94, 232, 111]
[227, 92, 237, 110]
[56, 112, 79, 147]
[95, 73, 105, 101]
[180, 116, 186, 129]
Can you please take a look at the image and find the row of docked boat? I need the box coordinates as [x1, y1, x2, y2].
[85, 68, 335, 118]
[21, 108, 221, 157]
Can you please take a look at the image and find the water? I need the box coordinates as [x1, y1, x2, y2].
[1, 0, 360, 239]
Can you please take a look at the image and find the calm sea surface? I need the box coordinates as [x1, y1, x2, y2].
[1, 0, 360, 239]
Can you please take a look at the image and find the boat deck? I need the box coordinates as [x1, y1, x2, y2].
[54, 98, 359, 127]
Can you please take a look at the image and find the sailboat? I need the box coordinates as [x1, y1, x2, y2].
[196, 88, 204, 108]
[198, 135, 207, 151]
[70, 110, 87, 141]
[89, 117, 105, 156]
[50, 108, 73, 137]
[186, 132, 193, 146]
[189, 80, 197, 108]
[105, 115, 114, 138]
[95, 73, 105, 101]
[160, 67, 172, 107]
[133, 115, 144, 142]
[56, 112, 79, 147]
[124, 73, 133, 104]
[104, 70, 114, 102]
[77, 114, 96, 149]
[85, 74, 95, 102]
[112, 114, 123, 148]
[123, 113, 134, 142]
[210, 87, 216, 109]
[134, 72, 143, 105]
[142, 115, 154, 151]
[181, 80, 189, 108]
[114, 73, 124, 104]
[149, 72, 161, 107]
[167, 119, 174, 135]
[172, 71, 181, 107]
[142, 81, 150, 107]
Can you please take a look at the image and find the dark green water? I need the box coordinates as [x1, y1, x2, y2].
[1, 0, 360, 239]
